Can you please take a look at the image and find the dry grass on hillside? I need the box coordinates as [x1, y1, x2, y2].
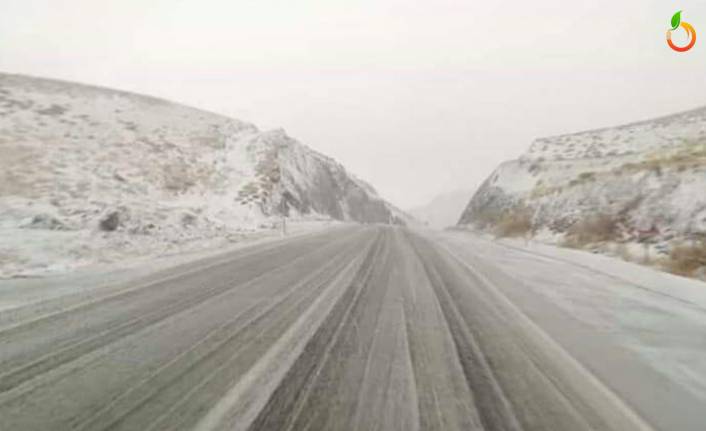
[664, 241, 706, 278]
[494, 207, 533, 238]
[615, 142, 706, 175]
[563, 213, 620, 247]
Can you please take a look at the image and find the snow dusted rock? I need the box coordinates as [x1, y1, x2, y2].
[0, 73, 407, 276]
[98, 211, 121, 232]
[459, 106, 706, 250]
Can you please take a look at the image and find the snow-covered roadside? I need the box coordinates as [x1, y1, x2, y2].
[435, 229, 706, 404]
[0, 210, 336, 279]
[0, 220, 340, 313]
[464, 230, 706, 308]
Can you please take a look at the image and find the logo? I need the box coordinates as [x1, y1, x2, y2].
[667, 11, 696, 52]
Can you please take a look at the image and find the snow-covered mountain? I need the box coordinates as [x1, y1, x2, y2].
[0, 73, 407, 276]
[408, 189, 473, 229]
[459, 107, 706, 277]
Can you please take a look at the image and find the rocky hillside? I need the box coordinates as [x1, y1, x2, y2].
[459, 107, 706, 278]
[0, 73, 406, 276]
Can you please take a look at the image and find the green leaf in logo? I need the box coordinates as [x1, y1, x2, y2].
[671, 11, 682, 30]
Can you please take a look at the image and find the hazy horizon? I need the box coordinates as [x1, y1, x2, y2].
[2, 0, 706, 208]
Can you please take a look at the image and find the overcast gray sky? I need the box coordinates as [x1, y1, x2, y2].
[2, 0, 706, 208]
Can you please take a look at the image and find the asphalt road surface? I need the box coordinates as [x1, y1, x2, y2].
[0, 226, 702, 430]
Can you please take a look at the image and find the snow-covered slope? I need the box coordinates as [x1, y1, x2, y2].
[408, 189, 473, 229]
[0, 73, 405, 276]
[458, 107, 706, 277]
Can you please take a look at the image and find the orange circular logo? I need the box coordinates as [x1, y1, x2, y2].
[667, 11, 696, 52]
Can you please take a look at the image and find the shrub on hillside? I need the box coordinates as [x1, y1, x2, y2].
[468, 207, 502, 229]
[494, 207, 533, 238]
[564, 213, 620, 247]
[665, 241, 706, 277]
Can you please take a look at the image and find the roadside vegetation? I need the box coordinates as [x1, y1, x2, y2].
[494, 206, 533, 239]
[475, 207, 706, 282]
[563, 213, 621, 248]
[664, 241, 706, 278]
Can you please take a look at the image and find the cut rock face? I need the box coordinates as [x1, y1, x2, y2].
[458, 106, 706, 277]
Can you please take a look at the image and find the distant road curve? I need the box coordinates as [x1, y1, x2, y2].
[0, 226, 702, 430]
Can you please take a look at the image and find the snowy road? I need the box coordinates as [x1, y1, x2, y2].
[0, 226, 704, 430]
